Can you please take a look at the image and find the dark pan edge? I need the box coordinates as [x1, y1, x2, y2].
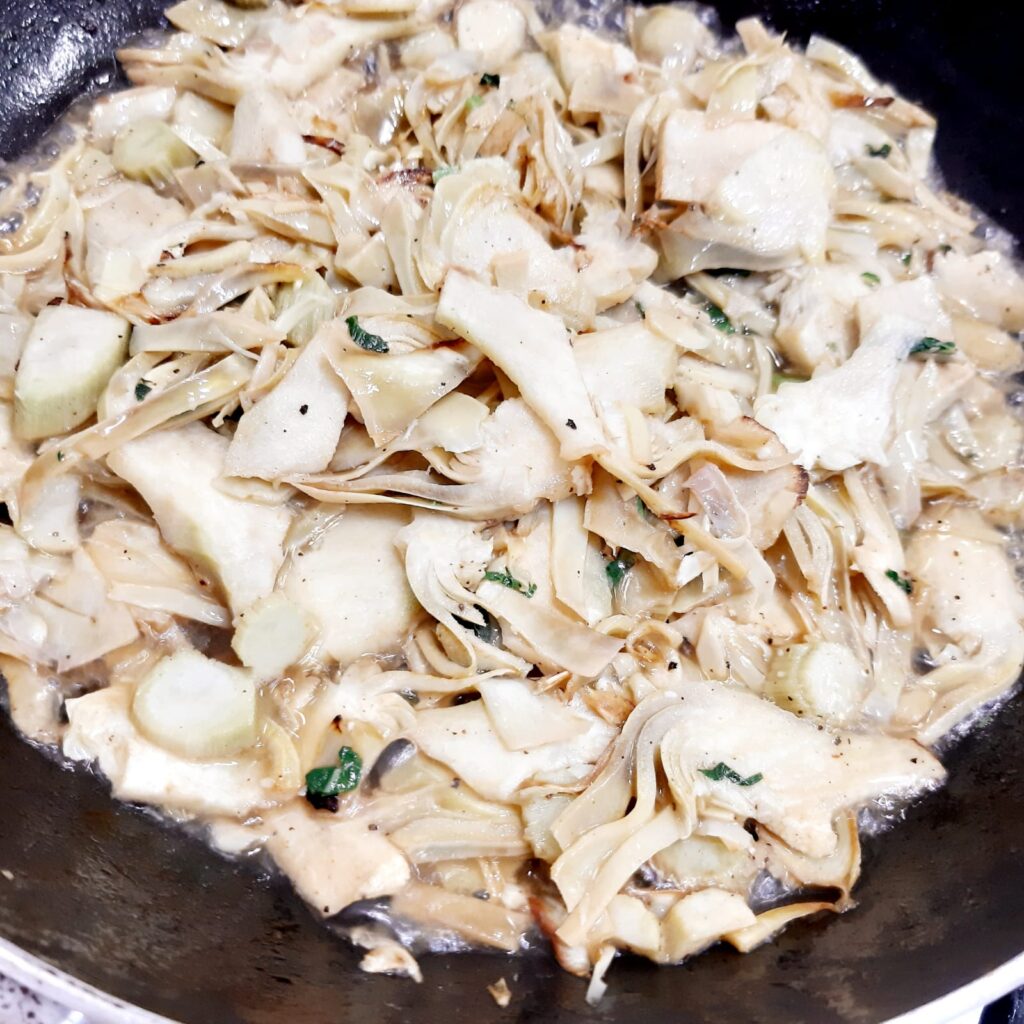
[0, 1, 1022, 1022]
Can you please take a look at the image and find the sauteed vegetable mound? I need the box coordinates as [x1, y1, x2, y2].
[0, 0, 1022, 1000]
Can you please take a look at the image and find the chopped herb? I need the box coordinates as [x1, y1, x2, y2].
[346, 315, 389, 353]
[336, 745, 362, 789]
[134, 378, 154, 401]
[900, 251, 912, 267]
[771, 370, 809, 390]
[453, 604, 502, 646]
[432, 166, 456, 184]
[634, 299, 646, 319]
[909, 336, 956, 358]
[465, 94, 484, 112]
[699, 762, 763, 786]
[635, 496, 650, 518]
[606, 552, 635, 587]
[56, 450, 65, 462]
[861, 271, 881, 286]
[479, 72, 500, 87]
[483, 566, 537, 598]
[704, 302, 735, 334]
[399, 689, 420, 706]
[305, 745, 363, 802]
[938, 243, 953, 255]
[305, 765, 344, 798]
[866, 143, 892, 158]
[885, 569, 913, 594]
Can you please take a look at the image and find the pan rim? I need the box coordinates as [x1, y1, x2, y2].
[0, 935, 174, 1024]
[1, 931, 1022, 1024]
[889, 949, 1024, 1024]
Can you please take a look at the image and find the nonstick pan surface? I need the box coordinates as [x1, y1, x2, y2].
[0, 2, 1022, 1021]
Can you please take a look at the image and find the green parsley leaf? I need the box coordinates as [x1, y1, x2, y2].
[606, 552, 635, 587]
[866, 143, 892, 159]
[465, 94, 484, 112]
[346, 315, 389, 353]
[699, 762, 763, 786]
[938, 243, 953, 255]
[704, 302, 735, 334]
[483, 566, 537, 598]
[305, 766, 345, 799]
[432, 166, 456, 184]
[900, 251, 912, 267]
[479, 73, 500, 87]
[305, 746, 363, 799]
[861, 271, 881, 286]
[134, 378, 154, 402]
[909, 336, 956, 358]
[336, 745, 362, 790]
[634, 299, 646, 319]
[885, 569, 913, 594]
[56, 450, 65, 463]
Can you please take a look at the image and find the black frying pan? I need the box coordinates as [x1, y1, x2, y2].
[0, 3, 1022, 1022]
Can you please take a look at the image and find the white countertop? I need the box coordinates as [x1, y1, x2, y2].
[0, 973, 86, 1024]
